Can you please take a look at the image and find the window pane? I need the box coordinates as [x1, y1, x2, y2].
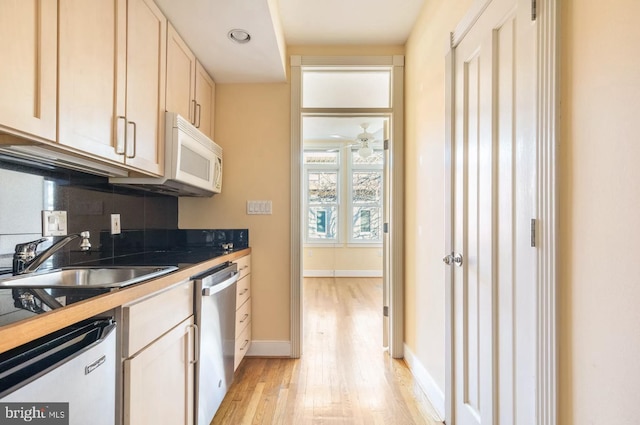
[308, 172, 337, 203]
[308, 206, 338, 239]
[352, 207, 381, 241]
[304, 151, 338, 165]
[352, 172, 382, 204]
[302, 70, 391, 108]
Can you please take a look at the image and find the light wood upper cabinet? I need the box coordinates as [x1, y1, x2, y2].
[125, 0, 166, 176]
[166, 23, 197, 123]
[195, 62, 216, 140]
[57, 0, 165, 176]
[165, 25, 216, 140]
[0, 0, 57, 142]
[58, 0, 126, 162]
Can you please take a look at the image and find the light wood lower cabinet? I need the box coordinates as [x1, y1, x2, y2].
[124, 316, 195, 425]
[234, 255, 252, 370]
[122, 280, 195, 425]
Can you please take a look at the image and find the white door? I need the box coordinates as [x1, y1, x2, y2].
[449, 0, 537, 423]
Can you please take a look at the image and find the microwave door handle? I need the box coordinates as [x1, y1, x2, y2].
[214, 158, 221, 185]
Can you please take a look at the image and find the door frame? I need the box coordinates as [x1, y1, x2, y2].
[444, 0, 559, 423]
[290, 55, 405, 359]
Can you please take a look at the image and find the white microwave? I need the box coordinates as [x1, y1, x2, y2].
[110, 112, 222, 196]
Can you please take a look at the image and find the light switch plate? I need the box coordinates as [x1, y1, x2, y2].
[111, 214, 121, 235]
[42, 211, 67, 237]
[246, 200, 272, 215]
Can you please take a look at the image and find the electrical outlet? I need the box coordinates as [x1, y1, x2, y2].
[111, 214, 121, 235]
[42, 211, 67, 236]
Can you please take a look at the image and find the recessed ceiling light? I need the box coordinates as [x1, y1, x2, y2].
[228, 29, 251, 44]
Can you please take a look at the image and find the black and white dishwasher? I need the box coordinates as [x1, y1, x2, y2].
[0, 318, 117, 425]
[193, 262, 239, 425]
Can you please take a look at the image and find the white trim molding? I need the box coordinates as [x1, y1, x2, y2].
[290, 55, 405, 360]
[303, 270, 383, 278]
[536, 0, 559, 424]
[290, 56, 303, 359]
[404, 344, 445, 421]
[246, 340, 292, 357]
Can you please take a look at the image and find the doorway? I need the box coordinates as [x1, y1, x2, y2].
[290, 56, 405, 358]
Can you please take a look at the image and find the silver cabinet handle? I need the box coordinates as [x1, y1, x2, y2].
[126, 121, 137, 159]
[195, 103, 201, 128]
[443, 254, 454, 266]
[191, 99, 197, 125]
[453, 253, 463, 267]
[239, 288, 249, 296]
[240, 339, 249, 351]
[188, 323, 199, 365]
[239, 313, 249, 324]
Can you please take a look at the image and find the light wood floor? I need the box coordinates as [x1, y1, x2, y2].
[212, 277, 442, 424]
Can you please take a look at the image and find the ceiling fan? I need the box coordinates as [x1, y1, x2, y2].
[328, 123, 376, 157]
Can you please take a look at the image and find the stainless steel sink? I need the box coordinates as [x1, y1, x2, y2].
[0, 266, 178, 289]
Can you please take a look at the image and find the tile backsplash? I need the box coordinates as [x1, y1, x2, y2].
[0, 159, 178, 271]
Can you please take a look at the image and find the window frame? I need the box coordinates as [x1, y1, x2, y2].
[347, 147, 384, 245]
[303, 149, 342, 244]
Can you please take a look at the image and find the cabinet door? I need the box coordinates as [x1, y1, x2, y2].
[194, 62, 216, 140]
[166, 23, 196, 123]
[58, 0, 126, 162]
[125, 0, 166, 176]
[0, 0, 56, 141]
[124, 316, 196, 425]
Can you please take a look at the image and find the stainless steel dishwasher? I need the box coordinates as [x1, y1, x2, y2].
[0, 318, 117, 425]
[193, 262, 239, 425]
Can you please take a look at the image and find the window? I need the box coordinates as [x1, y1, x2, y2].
[304, 151, 339, 242]
[303, 148, 383, 244]
[302, 69, 391, 108]
[349, 149, 383, 243]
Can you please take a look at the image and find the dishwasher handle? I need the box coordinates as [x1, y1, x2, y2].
[202, 271, 239, 297]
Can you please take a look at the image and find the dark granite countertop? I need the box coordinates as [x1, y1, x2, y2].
[0, 228, 249, 328]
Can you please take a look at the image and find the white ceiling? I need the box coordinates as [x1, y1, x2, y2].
[154, 0, 425, 84]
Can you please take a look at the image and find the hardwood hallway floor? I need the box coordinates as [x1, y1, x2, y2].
[212, 277, 442, 424]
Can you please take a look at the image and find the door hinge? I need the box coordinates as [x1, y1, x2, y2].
[383, 222, 389, 233]
[531, 218, 537, 247]
[384, 139, 389, 150]
[531, 0, 537, 21]
[383, 306, 389, 317]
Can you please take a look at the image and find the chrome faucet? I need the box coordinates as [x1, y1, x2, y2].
[13, 231, 91, 275]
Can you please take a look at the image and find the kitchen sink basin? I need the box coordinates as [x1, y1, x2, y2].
[0, 266, 178, 289]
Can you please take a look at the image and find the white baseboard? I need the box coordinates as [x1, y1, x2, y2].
[403, 344, 445, 421]
[303, 269, 383, 278]
[246, 340, 292, 357]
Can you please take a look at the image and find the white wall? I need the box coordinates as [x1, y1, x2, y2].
[559, 0, 640, 423]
